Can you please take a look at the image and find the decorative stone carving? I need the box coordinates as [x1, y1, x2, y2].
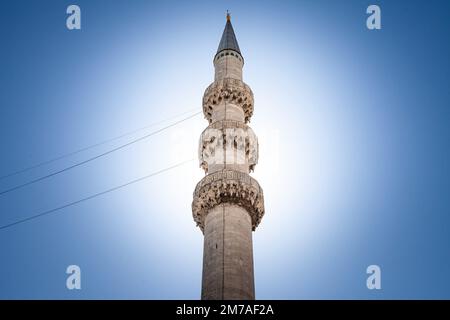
[192, 169, 265, 232]
[203, 78, 254, 123]
[198, 120, 259, 173]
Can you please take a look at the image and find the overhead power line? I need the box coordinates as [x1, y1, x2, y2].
[0, 159, 194, 231]
[0, 112, 201, 196]
[0, 108, 199, 181]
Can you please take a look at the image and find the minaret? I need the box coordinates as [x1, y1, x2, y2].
[192, 13, 265, 300]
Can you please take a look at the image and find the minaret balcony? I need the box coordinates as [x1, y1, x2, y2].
[202, 78, 254, 123]
[198, 120, 258, 174]
[192, 169, 265, 232]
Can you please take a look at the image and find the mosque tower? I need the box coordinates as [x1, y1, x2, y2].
[192, 13, 265, 300]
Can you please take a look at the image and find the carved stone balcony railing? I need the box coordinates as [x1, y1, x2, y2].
[192, 169, 265, 232]
[202, 78, 254, 123]
[198, 120, 258, 173]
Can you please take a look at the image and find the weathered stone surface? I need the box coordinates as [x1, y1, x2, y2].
[198, 120, 259, 174]
[192, 169, 264, 232]
[214, 50, 244, 82]
[203, 78, 254, 123]
[201, 204, 254, 300]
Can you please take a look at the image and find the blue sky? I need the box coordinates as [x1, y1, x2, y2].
[0, 0, 449, 299]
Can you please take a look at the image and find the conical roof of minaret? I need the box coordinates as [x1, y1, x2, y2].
[216, 13, 241, 56]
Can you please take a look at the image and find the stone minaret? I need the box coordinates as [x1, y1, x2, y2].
[192, 13, 265, 300]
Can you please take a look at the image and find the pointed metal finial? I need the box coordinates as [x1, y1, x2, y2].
[226, 10, 231, 22]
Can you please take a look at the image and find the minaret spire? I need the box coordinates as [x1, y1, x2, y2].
[192, 15, 264, 300]
[216, 11, 241, 57]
